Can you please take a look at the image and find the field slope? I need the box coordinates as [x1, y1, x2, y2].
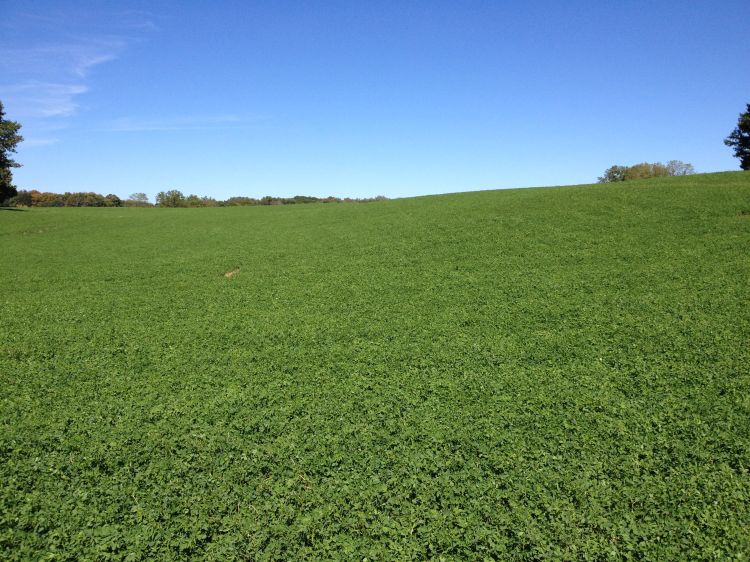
[1, 172, 749, 560]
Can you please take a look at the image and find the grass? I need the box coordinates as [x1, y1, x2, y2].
[1, 171, 749, 560]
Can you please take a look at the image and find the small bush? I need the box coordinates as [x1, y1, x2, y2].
[598, 160, 694, 183]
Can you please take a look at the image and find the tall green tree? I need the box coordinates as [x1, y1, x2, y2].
[724, 103, 750, 170]
[0, 101, 24, 204]
[156, 189, 186, 207]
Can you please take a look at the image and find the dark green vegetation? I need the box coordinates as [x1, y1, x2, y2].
[725, 103, 750, 170]
[8, 190, 123, 208]
[154, 189, 387, 208]
[0, 101, 23, 204]
[597, 160, 694, 183]
[6, 189, 386, 208]
[1, 172, 749, 560]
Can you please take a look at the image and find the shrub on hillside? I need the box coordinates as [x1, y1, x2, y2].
[598, 160, 694, 183]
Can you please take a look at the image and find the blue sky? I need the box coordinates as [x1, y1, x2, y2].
[2, 1, 748, 201]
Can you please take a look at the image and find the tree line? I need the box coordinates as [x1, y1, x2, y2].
[4, 188, 388, 208]
[8, 190, 123, 207]
[153, 190, 387, 207]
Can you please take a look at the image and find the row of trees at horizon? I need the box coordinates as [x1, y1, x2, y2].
[153, 190, 388, 207]
[4, 189, 388, 208]
[7, 190, 123, 207]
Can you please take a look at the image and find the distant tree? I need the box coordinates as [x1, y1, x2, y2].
[180, 194, 217, 207]
[31, 190, 50, 206]
[290, 195, 320, 204]
[724, 103, 750, 170]
[185, 194, 201, 207]
[125, 192, 151, 207]
[34, 191, 64, 206]
[223, 196, 259, 206]
[104, 194, 122, 207]
[598, 161, 695, 183]
[156, 189, 186, 207]
[63, 192, 108, 207]
[598, 165, 629, 183]
[9, 189, 32, 207]
[666, 160, 695, 176]
[0, 101, 23, 204]
[625, 162, 670, 180]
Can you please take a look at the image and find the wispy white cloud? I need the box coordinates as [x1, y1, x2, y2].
[0, 7, 154, 126]
[72, 52, 118, 78]
[0, 42, 120, 120]
[2, 81, 88, 118]
[118, 11, 159, 33]
[0, 42, 122, 77]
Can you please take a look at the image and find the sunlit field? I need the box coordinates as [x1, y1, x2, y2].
[2, 172, 749, 560]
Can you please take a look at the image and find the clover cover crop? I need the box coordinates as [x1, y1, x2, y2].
[1, 171, 749, 560]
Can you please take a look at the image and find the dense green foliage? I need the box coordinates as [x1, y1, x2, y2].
[8, 189, 386, 208]
[9, 190, 123, 208]
[598, 160, 694, 183]
[155, 189, 188, 208]
[1, 172, 749, 560]
[155, 190, 388, 208]
[0, 101, 23, 204]
[725, 103, 750, 170]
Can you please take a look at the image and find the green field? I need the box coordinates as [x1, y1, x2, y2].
[2, 172, 749, 560]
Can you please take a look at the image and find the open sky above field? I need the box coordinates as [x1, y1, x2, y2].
[1, 0, 749, 200]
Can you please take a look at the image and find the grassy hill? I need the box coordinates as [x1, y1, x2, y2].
[1, 171, 749, 560]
